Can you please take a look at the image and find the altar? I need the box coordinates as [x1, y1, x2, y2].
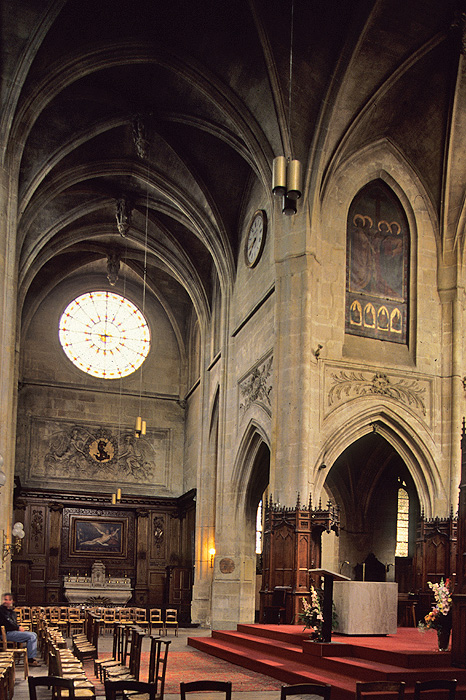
[63, 561, 132, 605]
[333, 581, 398, 635]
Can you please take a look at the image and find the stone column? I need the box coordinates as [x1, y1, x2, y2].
[270, 203, 314, 503]
[0, 164, 19, 593]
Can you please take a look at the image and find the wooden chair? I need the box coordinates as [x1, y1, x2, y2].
[281, 683, 331, 700]
[132, 609, 149, 632]
[147, 638, 170, 695]
[263, 586, 289, 624]
[163, 609, 178, 636]
[103, 609, 117, 635]
[95, 623, 124, 681]
[1, 624, 29, 679]
[105, 680, 160, 700]
[29, 675, 76, 700]
[103, 629, 144, 682]
[0, 668, 8, 700]
[18, 607, 33, 630]
[119, 638, 171, 700]
[180, 681, 232, 700]
[48, 643, 95, 698]
[356, 681, 406, 699]
[118, 609, 133, 628]
[0, 655, 15, 699]
[72, 612, 100, 661]
[68, 608, 85, 636]
[148, 610, 163, 636]
[413, 680, 457, 700]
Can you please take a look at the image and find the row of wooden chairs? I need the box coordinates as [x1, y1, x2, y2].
[29, 676, 165, 700]
[148, 609, 178, 636]
[0, 627, 28, 680]
[46, 628, 95, 700]
[72, 612, 100, 662]
[276, 680, 458, 699]
[94, 623, 170, 691]
[16, 606, 179, 637]
[0, 653, 15, 700]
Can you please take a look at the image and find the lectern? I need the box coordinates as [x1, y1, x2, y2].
[308, 568, 350, 643]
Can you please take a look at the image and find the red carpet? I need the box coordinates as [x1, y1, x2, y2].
[84, 649, 283, 695]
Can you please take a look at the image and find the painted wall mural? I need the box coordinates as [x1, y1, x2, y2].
[29, 418, 170, 488]
[346, 180, 409, 344]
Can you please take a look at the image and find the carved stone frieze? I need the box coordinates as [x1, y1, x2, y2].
[29, 418, 170, 489]
[324, 364, 432, 424]
[239, 356, 273, 417]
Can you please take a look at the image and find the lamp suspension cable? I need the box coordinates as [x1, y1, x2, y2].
[272, 0, 302, 214]
[135, 147, 149, 439]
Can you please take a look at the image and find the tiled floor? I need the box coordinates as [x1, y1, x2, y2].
[13, 628, 282, 700]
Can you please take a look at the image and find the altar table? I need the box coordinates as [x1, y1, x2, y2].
[333, 581, 398, 635]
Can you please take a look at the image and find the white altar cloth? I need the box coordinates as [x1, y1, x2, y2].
[333, 581, 398, 635]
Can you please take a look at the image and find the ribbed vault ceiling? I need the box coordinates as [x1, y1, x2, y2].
[2, 0, 462, 347]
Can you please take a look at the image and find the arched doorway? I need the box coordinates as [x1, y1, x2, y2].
[325, 431, 419, 592]
[244, 441, 270, 622]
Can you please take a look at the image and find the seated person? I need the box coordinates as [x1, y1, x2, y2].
[0, 593, 40, 666]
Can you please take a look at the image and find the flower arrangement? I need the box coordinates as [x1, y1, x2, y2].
[418, 577, 452, 631]
[299, 587, 324, 641]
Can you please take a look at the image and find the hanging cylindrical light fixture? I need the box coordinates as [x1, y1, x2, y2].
[272, 156, 287, 196]
[286, 159, 302, 200]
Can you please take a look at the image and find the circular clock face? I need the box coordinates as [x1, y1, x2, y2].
[245, 210, 267, 267]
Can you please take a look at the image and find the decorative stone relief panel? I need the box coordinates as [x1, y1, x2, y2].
[238, 354, 273, 418]
[323, 362, 432, 428]
[28, 418, 170, 489]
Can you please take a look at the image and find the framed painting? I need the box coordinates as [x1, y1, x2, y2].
[70, 516, 127, 557]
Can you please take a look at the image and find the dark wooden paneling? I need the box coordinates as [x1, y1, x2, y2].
[12, 488, 195, 609]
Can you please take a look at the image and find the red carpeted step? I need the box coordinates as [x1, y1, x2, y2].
[188, 635, 356, 700]
[188, 627, 466, 700]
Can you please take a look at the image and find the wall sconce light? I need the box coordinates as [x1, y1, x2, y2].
[209, 548, 216, 568]
[2, 523, 25, 562]
[272, 156, 302, 215]
[135, 416, 146, 439]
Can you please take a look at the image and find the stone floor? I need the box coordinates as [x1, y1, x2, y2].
[13, 628, 282, 700]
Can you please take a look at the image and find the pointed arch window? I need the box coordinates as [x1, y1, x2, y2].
[346, 180, 409, 344]
[256, 499, 263, 554]
[395, 483, 409, 557]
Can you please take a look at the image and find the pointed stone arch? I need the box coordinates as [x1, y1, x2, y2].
[233, 419, 271, 520]
[314, 405, 444, 519]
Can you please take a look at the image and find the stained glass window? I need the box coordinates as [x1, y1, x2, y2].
[395, 485, 409, 557]
[59, 291, 150, 379]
